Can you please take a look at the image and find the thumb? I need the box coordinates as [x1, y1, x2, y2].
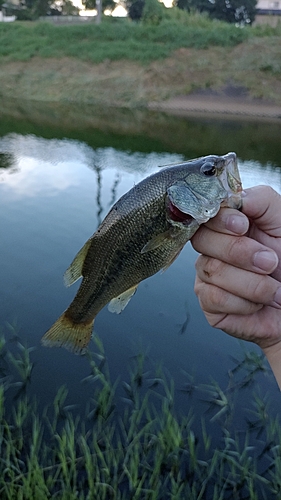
[242, 186, 281, 238]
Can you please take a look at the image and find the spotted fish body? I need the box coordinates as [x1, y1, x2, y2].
[42, 152, 242, 354]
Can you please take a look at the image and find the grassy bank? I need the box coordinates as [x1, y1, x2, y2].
[0, 325, 281, 499]
[0, 15, 251, 64]
[0, 15, 281, 107]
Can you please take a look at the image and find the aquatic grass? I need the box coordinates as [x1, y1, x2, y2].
[0, 329, 280, 498]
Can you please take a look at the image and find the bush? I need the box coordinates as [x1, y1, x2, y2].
[141, 0, 167, 25]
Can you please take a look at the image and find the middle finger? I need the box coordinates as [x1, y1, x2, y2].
[192, 226, 278, 275]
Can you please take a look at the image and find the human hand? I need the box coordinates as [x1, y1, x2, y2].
[191, 186, 281, 355]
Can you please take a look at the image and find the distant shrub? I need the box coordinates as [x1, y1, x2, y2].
[252, 21, 281, 37]
[13, 8, 36, 20]
[163, 6, 212, 25]
[141, 0, 167, 25]
[127, 0, 145, 20]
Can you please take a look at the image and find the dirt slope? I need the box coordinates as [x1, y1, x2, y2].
[0, 41, 281, 119]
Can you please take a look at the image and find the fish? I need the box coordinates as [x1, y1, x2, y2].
[42, 152, 242, 354]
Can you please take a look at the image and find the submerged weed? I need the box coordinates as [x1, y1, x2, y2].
[0, 327, 279, 499]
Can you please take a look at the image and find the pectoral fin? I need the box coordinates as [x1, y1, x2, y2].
[141, 230, 173, 254]
[108, 285, 138, 314]
[64, 238, 92, 287]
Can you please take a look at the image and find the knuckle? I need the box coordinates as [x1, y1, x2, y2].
[195, 280, 227, 313]
[191, 226, 207, 252]
[196, 256, 225, 281]
[194, 255, 203, 271]
[248, 277, 272, 303]
[262, 185, 276, 199]
[210, 285, 229, 309]
[227, 236, 246, 261]
[194, 276, 200, 297]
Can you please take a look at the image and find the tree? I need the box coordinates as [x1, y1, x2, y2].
[18, 0, 50, 18]
[15, 0, 79, 18]
[174, 0, 257, 24]
[126, 0, 145, 20]
[52, 0, 80, 14]
[125, 0, 145, 21]
[141, 0, 166, 23]
[82, 0, 115, 12]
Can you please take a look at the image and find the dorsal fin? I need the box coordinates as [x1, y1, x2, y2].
[64, 238, 92, 287]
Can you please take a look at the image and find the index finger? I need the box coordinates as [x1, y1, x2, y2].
[204, 207, 249, 236]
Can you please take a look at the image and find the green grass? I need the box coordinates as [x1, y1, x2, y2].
[0, 14, 259, 64]
[1, 13, 280, 105]
[0, 13, 280, 66]
[0, 323, 281, 499]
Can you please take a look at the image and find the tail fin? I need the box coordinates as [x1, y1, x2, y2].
[42, 313, 94, 355]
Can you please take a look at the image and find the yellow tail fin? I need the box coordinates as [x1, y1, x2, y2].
[42, 313, 93, 355]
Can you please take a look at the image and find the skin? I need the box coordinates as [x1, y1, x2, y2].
[191, 185, 281, 390]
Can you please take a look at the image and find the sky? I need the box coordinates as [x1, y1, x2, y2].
[72, 0, 172, 17]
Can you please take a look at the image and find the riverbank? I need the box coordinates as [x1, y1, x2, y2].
[0, 36, 281, 123]
[1, 62, 280, 123]
[149, 94, 281, 121]
[1, 17, 281, 122]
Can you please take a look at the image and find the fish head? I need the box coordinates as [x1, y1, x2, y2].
[167, 152, 242, 225]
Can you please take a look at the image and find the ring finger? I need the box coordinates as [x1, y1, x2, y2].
[195, 255, 281, 307]
[194, 276, 263, 316]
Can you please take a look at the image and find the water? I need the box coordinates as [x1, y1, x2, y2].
[0, 101, 281, 427]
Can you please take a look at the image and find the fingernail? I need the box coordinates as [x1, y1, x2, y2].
[253, 250, 278, 272]
[226, 214, 248, 234]
[273, 287, 281, 307]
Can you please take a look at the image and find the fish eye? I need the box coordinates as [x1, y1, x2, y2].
[201, 162, 216, 176]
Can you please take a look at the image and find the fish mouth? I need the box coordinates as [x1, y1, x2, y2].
[218, 152, 243, 210]
[168, 200, 195, 225]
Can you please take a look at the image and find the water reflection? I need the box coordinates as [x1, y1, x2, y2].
[1, 132, 281, 196]
[1, 105, 281, 496]
[1, 98, 281, 164]
[0, 115, 280, 426]
[240, 159, 281, 193]
[0, 152, 14, 170]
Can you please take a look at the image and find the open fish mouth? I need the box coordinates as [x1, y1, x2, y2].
[168, 199, 196, 224]
[218, 152, 243, 209]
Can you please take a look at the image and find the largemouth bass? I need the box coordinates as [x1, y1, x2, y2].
[42, 152, 242, 354]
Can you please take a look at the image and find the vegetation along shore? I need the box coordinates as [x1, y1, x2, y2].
[0, 13, 281, 119]
[0, 326, 281, 499]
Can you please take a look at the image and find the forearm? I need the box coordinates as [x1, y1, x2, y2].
[262, 342, 281, 391]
